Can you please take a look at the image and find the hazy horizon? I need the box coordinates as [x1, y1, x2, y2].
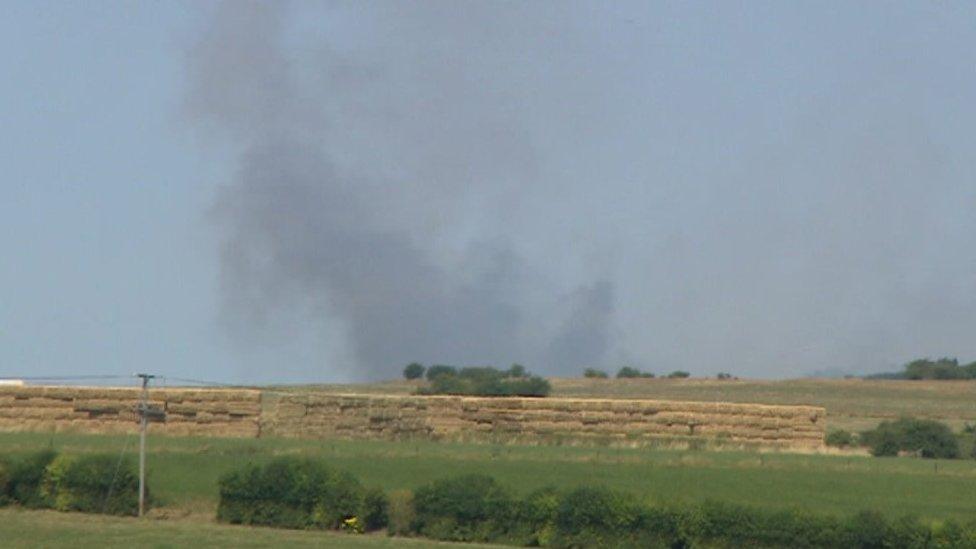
[2, 2, 974, 383]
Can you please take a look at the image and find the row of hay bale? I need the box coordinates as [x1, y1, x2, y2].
[0, 386, 261, 437]
[266, 394, 826, 448]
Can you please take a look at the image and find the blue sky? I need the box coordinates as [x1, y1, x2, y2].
[0, 3, 232, 381]
[2, 2, 974, 383]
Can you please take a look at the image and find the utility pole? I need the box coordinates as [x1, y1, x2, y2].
[135, 373, 156, 518]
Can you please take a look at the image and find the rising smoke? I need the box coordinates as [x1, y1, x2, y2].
[186, 2, 616, 379]
[188, 2, 976, 381]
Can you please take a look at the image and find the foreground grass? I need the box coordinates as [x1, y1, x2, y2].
[3, 432, 976, 521]
[0, 508, 485, 549]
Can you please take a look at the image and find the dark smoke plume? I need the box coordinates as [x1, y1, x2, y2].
[187, 2, 615, 379]
[188, 2, 976, 380]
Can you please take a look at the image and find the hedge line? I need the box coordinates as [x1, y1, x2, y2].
[217, 457, 387, 533]
[216, 459, 976, 548]
[0, 450, 141, 516]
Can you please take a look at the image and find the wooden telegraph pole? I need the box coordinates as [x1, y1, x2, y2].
[134, 373, 164, 517]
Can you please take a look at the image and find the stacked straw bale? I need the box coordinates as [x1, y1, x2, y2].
[267, 394, 825, 448]
[0, 386, 261, 437]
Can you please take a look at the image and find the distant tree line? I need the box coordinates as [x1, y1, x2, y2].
[868, 358, 976, 380]
[404, 363, 550, 397]
[583, 367, 700, 379]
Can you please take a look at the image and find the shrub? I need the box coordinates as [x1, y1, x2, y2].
[0, 458, 11, 507]
[583, 368, 609, 379]
[667, 370, 691, 379]
[552, 486, 643, 547]
[846, 510, 891, 548]
[861, 418, 959, 459]
[217, 457, 366, 530]
[507, 364, 527, 378]
[386, 489, 415, 536]
[411, 474, 514, 542]
[41, 454, 140, 516]
[502, 376, 551, 397]
[716, 372, 734, 380]
[8, 449, 57, 508]
[362, 486, 389, 531]
[507, 486, 560, 546]
[419, 366, 551, 397]
[825, 429, 856, 448]
[403, 363, 426, 380]
[616, 367, 642, 378]
[426, 365, 458, 381]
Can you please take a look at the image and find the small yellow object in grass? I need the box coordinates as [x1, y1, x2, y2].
[341, 516, 364, 534]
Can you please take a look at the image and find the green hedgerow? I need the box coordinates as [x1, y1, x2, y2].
[41, 454, 140, 516]
[362, 486, 389, 531]
[217, 457, 369, 531]
[411, 474, 514, 542]
[0, 457, 11, 507]
[8, 449, 57, 509]
[552, 486, 643, 547]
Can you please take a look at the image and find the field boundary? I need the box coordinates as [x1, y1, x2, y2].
[266, 393, 826, 448]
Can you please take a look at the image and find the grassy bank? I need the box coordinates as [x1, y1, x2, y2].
[0, 508, 485, 548]
[3, 431, 975, 521]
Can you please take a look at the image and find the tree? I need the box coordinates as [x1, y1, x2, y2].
[616, 367, 641, 379]
[426, 365, 458, 381]
[860, 418, 959, 459]
[583, 368, 609, 379]
[667, 371, 690, 379]
[403, 363, 426, 380]
[507, 364, 527, 378]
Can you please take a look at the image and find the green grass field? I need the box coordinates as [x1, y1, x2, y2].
[3, 431, 975, 522]
[5, 378, 976, 546]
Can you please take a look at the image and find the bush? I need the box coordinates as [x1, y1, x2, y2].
[583, 368, 609, 379]
[403, 363, 426, 380]
[426, 365, 457, 381]
[507, 486, 560, 546]
[8, 449, 57, 508]
[217, 457, 369, 531]
[501, 376, 551, 397]
[0, 458, 11, 507]
[41, 454, 140, 516]
[825, 429, 856, 448]
[667, 370, 691, 379]
[617, 367, 653, 379]
[716, 372, 734, 380]
[386, 489, 415, 536]
[616, 366, 640, 378]
[411, 474, 514, 542]
[398, 474, 976, 548]
[363, 487, 389, 531]
[553, 486, 646, 547]
[419, 366, 551, 397]
[507, 364, 526, 378]
[861, 418, 959, 459]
